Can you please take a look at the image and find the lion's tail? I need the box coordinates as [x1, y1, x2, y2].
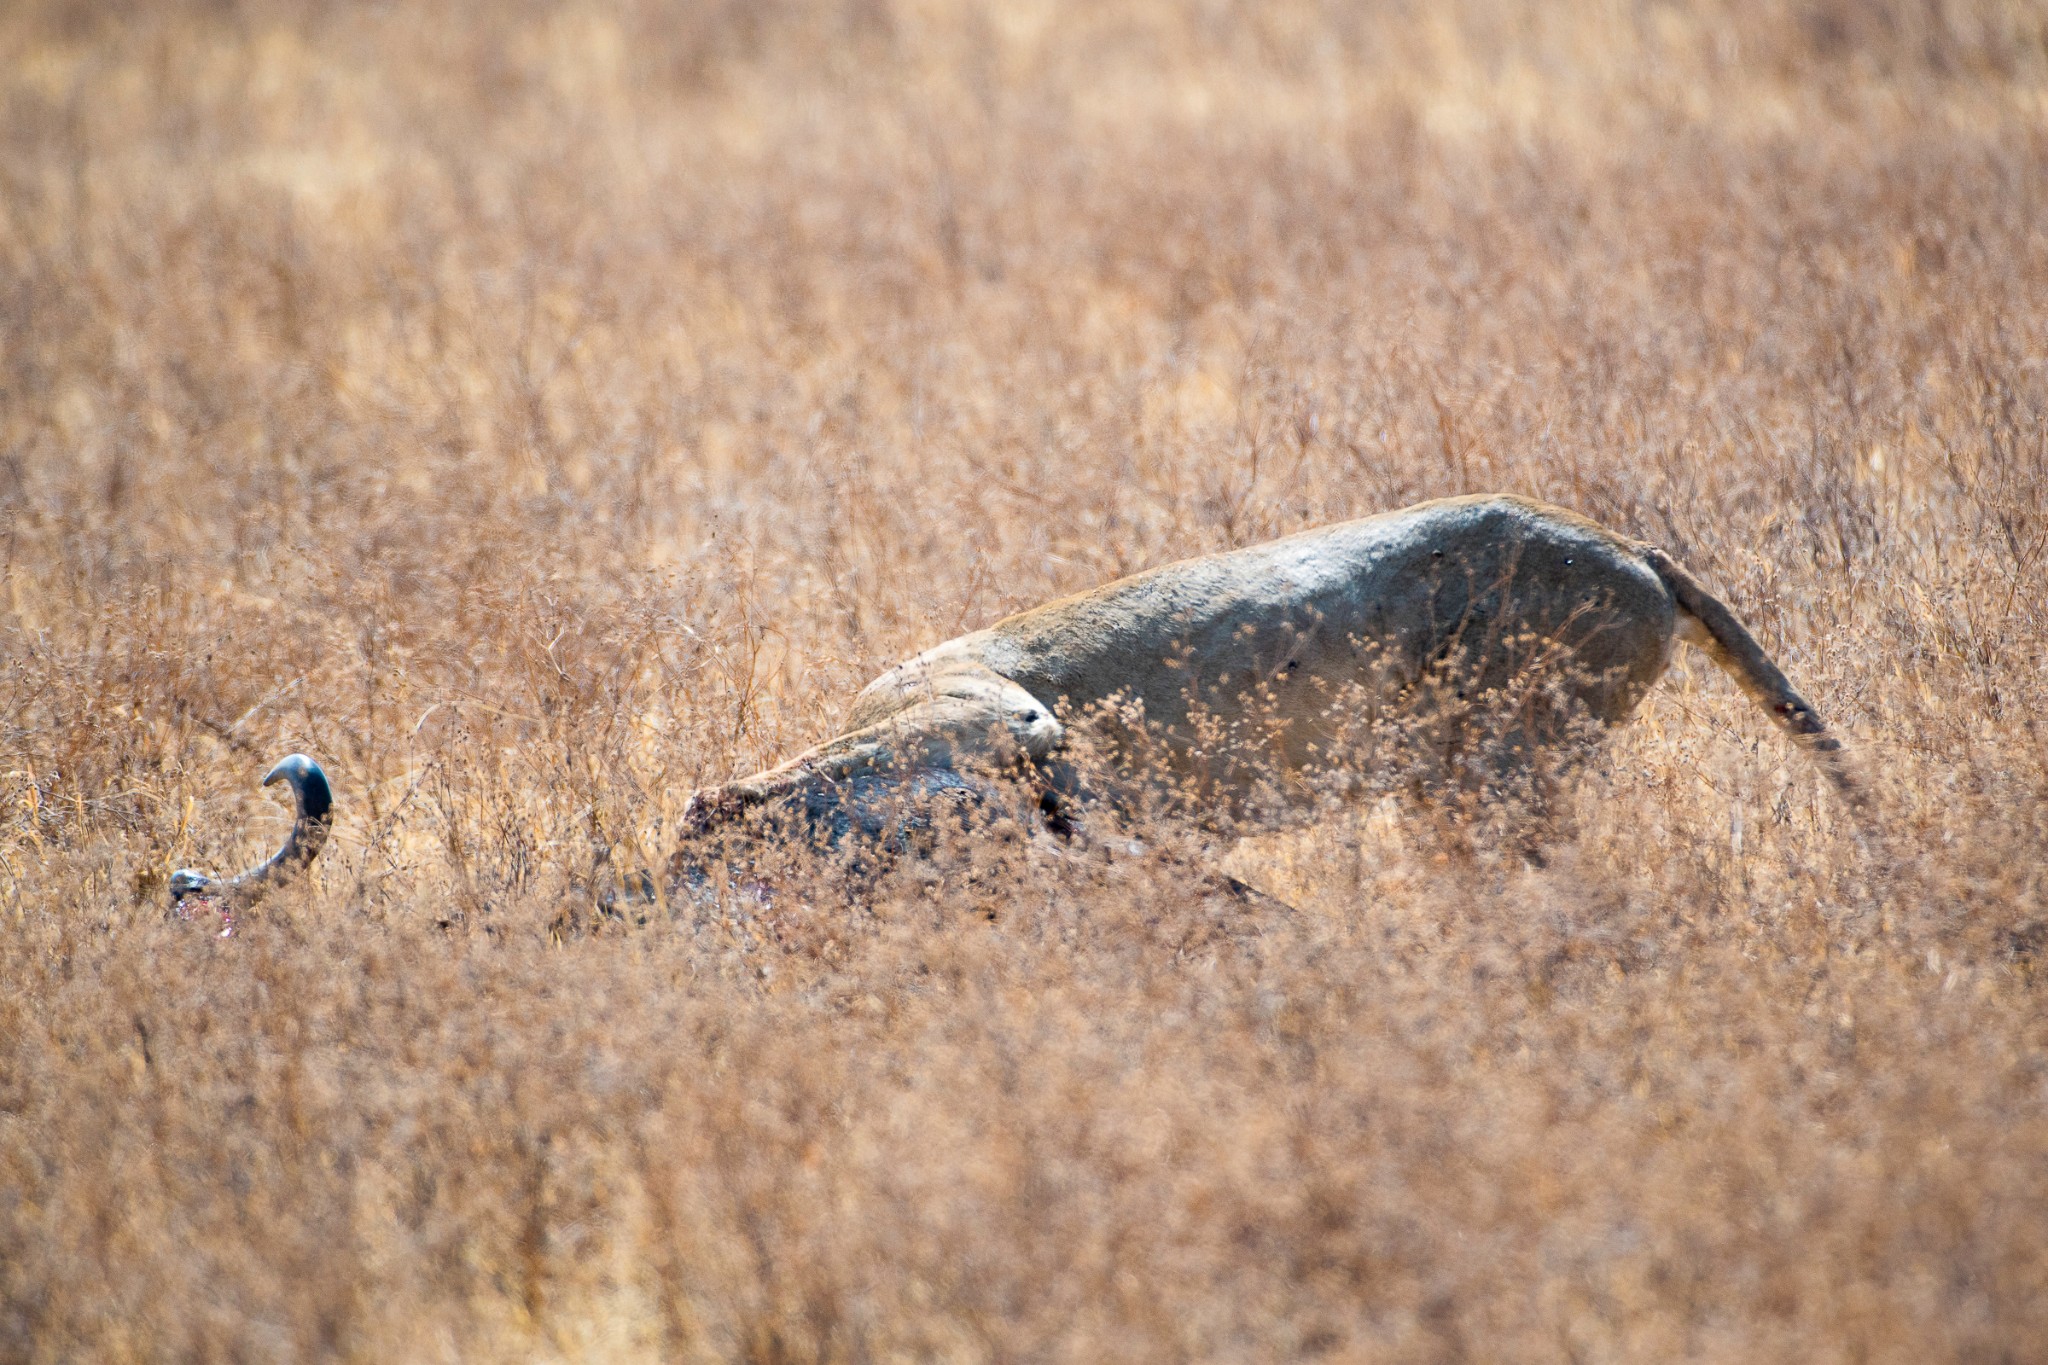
[1642, 547, 1862, 808]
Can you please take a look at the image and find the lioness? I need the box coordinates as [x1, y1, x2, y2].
[676, 493, 1855, 870]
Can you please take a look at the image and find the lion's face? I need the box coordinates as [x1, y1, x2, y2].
[668, 660, 1067, 887]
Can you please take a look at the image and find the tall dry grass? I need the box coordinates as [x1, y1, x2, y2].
[3, 0, 2046, 1359]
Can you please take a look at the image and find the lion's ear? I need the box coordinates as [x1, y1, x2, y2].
[1013, 706, 1063, 760]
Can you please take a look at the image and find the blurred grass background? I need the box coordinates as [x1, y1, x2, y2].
[2, 1, 2046, 1358]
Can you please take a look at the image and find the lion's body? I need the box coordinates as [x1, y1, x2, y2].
[679, 494, 1856, 861]
[848, 495, 1853, 811]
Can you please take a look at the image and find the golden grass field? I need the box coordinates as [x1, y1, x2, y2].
[4, 0, 2047, 1358]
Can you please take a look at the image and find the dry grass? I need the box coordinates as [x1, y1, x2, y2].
[4, 0, 2048, 1359]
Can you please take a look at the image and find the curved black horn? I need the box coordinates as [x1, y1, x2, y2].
[170, 754, 333, 911]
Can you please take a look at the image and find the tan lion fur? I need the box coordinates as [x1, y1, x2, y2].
[680, 494, 1857, 855]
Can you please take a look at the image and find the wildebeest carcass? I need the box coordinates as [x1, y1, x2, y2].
[169, 754, 332, 935]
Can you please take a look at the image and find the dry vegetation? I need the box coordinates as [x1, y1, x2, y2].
[4, 0, 2047, 1358]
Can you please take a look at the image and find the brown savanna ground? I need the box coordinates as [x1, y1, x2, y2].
[4, 1, 2047, 1359]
